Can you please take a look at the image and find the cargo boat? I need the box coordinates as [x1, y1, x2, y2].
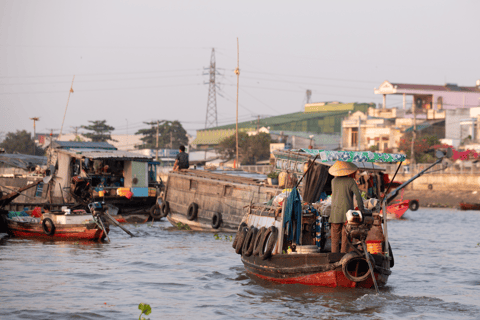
[163, 170, 280, 232]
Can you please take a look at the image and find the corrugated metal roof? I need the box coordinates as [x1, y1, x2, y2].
[0, 154, 47, 169]
[53, 141, 117, 150]
[61, 149, 152, 161]
[403, 120, 444, 133]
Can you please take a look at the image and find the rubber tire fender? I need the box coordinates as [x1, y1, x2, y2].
[242, 227, 258, 257]
[187, 203, 198, 221]
[232, 222, 247, 249]
[211, 212, 222, 229]
[408, 200, 419, 211]
[388, 241, 394, 268]
[252, 227, 266, 256]
[149, 205, 162, 220]
[259, 226, 278, 260]
[42, 218, 56, 236]
[160, 201, 170, 217]
[235, 227, 248, 254]
[340, 252, 373, 283]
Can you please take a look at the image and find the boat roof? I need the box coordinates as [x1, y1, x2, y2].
[58, 149, 152, 162]
[52, 141, 117, 150]
[0, 154, 47, 170]
[296, 149, 405, 163]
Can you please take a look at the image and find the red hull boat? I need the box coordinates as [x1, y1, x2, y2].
[242, 252, 390, 288]
[4, 218, 108, 241]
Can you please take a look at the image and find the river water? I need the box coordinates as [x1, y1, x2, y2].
[1, 208, 479, 320]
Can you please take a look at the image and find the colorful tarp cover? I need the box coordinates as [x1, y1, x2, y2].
[300, 149, 406, 163]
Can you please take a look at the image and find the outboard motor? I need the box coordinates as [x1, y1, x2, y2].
[345, 209, 373, 242]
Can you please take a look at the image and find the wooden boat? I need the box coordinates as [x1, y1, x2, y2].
[3, 215, 107, 241]
[0, 141, 162, 219]
[0, 179, 108, 241]
[234, 149, 451, 289]
[459, 202, 480, 211]
[163, 169, 280, 232]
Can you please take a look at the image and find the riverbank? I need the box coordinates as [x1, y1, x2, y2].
[402, 190, 480, 209]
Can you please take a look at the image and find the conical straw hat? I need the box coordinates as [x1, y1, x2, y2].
[328, 161, 358, 177]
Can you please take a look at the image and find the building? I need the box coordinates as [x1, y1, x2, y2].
[342, 107, 445, 152]
[374, 80, 480, 149]
[192, 102, 373, 149]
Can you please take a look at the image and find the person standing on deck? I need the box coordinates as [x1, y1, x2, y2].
[328, 161, 365, 253]
[173, 145, 189, 171]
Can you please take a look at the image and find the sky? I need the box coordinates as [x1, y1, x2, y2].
[1, 0, 479, 144]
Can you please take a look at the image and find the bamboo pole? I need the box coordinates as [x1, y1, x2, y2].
[59, 75, 75, 139]
[235, 38, 240, 169]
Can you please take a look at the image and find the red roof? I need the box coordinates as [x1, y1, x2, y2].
[392, 83, 480, 93]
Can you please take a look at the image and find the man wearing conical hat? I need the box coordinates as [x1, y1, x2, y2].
[328, 160, 365, 253]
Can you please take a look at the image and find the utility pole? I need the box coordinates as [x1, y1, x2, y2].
[156, 120, 159, 161]
[170, 132, 173, 149]
[204, 48, 218, 128]
[411, 99, 419, 171]
[235, 38, 240, 169]
[30, 117, 40, 155]
[70, 126, 81, 141]
[257, 115, 260, 131]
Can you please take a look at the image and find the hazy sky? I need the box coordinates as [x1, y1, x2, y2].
[1, 0, 479, 142]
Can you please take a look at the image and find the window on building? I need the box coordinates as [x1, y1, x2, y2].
[351, 128, 358, 146]
[437, 97, 443, 110]
[383, 142, 388, 151]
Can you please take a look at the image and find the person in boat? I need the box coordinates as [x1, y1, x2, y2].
[173, 145, 189, 171]
[328, 161, 365, 253]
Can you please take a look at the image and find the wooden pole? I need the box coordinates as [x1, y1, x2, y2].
[59, 75, 75, 139]
[235, 38, 240, 169]
[156, 120, 159, 161]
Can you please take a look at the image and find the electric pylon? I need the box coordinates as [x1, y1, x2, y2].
[204, 48, 218, 128]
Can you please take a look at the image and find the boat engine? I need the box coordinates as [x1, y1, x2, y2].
[345, 209, 374, 242]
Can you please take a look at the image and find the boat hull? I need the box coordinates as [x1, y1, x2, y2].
[164, 170, 279, 232]
[241, 252, 390, 288]
[5, 219, 107, 241]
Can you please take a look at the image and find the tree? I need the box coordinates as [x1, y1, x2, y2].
[81, 120, 116, 142]
[398, 133, 440, 163]
[0, 130, 44, 155]
[135, 120, 188, 149]
[218, 132, 271, 165]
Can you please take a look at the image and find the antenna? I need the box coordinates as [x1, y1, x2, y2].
[204, 48, 218, 128]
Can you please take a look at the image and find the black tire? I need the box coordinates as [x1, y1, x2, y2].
[388, 241, 394, 268]
[211, 212, 222, 229]
[235, 227, 248, 254]
[233, 222, 247, 249]
[259, 226, 278, 260]
[186, 203, 198, 221]
[242, 227, 258, 257]
[409, 200, 419, 211]
[149, 205, 162, 220]
[160, 201, 170, 217]
[341, 252, 373, 283]
[252, 227, 266, 256]
[428, 184, 433, 190]
[42, 218, 55, 236]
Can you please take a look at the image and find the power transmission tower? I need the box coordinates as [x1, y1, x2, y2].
[301, 89, 312, 111]
[204, 48, 218, 128]
[71, 126, 81, 141]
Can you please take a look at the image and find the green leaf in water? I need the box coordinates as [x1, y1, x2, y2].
[138, 303, 152, 320]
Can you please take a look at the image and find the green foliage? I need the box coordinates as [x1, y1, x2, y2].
[81, 120, 116, 142]
[369, 145, 379, 152]
[267, 171, 279, 179]
[218, 132, 272, 165]
[138, 303, 152, 320]
[176, 222, 191, 230]
[135, 120, 188, 150]
[398, 133, 440, 163]
[0, 130, 44, 155]
[213, 233, 233, 241]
